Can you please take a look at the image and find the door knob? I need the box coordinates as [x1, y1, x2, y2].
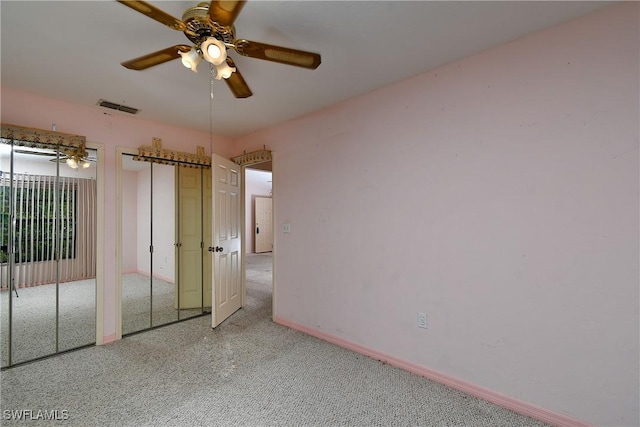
[208, 246, 223, 252]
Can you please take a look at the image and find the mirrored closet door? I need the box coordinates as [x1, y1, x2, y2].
[120, 155, 208, 336]
[1, 128, 97, 368]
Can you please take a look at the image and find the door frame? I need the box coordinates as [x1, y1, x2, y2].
[240, 158, 276, 319]
[115, 148, 276, 336]
[89, 141, 105, 346]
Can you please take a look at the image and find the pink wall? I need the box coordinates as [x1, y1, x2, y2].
[1, 3, 637, 425]
[1, 87, 236, 341]
[236, 4, 639, 426]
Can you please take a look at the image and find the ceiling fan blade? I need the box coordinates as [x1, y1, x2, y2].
[117, 1, 185, 31]
[234, 39, 321, 69]
[224, 58, 252, 98]
[208, 1, 246, 27]
[122, 45, 192, 70]
[14, 149, 56, 157]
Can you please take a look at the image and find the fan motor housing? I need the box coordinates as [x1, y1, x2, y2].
[182, 3, 235, 45]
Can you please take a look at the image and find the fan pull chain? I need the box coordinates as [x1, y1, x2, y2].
[210, 63, 215, 100]
[209, 63, 215, 154]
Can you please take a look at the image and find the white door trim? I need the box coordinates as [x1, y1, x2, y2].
[241, 156, 276, 322]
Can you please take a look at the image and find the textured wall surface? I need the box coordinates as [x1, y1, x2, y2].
[237, 4, 639, 425]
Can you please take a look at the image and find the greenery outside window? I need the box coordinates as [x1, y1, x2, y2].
[0, 175, 77, 264]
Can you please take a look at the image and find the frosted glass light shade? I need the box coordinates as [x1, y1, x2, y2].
[201, 37, 227, 65]
[179, 49, 202, 72]
[214, 61, 236, 80]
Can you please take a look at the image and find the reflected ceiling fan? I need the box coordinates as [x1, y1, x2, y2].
[118, 0, 322, 98]
[14, 149, 96, 170]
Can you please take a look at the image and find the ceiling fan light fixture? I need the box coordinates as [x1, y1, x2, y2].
[201, 37, 227, 65]
[81, 160, 91, 169]
[66, 157, 78, 169]
[179, 48, 202, 72]
[215, 61, 236, 80]
[207, 44, 222, 59]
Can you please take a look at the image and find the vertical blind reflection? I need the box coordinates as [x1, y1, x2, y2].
[1, 143, 97, 368]
[0, 174, 96, 288]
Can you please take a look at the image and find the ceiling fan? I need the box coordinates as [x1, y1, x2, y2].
[118, 0, 322, 98]
[14, 149, 96, 170]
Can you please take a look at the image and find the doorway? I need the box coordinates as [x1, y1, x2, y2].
[1, 135, 98, 368]
[246, 167, 273, 254]
[244, 164, 273, 320]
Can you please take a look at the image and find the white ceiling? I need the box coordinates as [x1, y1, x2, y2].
[1, 1, 610, 138]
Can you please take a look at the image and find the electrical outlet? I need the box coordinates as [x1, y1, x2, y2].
[417, 312, 428, 329]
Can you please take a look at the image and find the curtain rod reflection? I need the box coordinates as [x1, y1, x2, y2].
[133, 138, 211, 168]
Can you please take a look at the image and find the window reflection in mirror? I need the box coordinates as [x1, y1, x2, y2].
[1, 141, 97, 367]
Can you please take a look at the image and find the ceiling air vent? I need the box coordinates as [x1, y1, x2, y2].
[97, 99, 140, 115]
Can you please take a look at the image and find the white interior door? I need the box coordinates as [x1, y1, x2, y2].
[211, 155, 242, 327]
[203, 168, 212, 309]
[254, 196, 273, 253]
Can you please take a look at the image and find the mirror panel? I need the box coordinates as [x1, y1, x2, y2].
[1, 143, 12, 367]
[0, 126, 97, 368]
[120, 154, 208, 337]
[151, 162, 178, 327]
[59, 147, 97, 352]
[121, 155, 151, 335]
[5, 146, 60, 364]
